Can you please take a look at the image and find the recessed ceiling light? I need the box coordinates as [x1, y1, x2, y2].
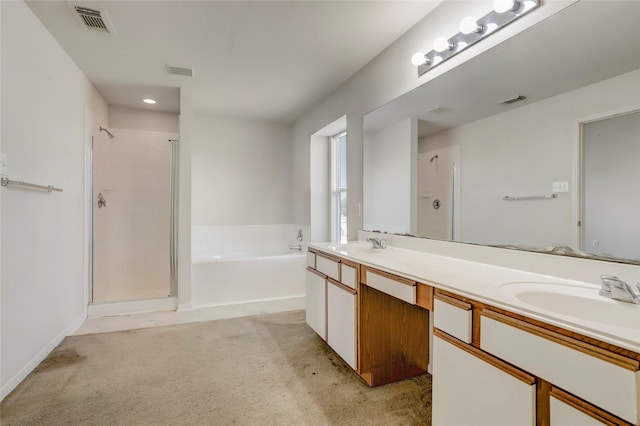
[143, 98, 157, 104]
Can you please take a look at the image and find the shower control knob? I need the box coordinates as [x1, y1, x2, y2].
[97, 192, 106, 208]
[433, 199, 441, 209]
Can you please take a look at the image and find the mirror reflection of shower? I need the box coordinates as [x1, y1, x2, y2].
[100, 126, 115, 139]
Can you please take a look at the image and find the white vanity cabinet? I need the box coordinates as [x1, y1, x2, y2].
[327, 278, 357, 369]
[432, 288, 640, 426]
[306, 250, 359, 370]
[305, 267, 326, 340]
[433, 331, 536, 426]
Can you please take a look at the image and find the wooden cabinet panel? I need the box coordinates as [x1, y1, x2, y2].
[433, 333, 536, 426]
[359, 284, 429, 386]
[481, 312, 639, 424]
[327, 280, 357, 370]
[305, 268, 326, 340]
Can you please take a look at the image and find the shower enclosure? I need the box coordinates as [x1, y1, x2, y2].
[92, 127, 179, 304]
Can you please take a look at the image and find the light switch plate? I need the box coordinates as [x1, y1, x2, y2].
[552, 181, 569, 192]
[0, 153, 7, 177]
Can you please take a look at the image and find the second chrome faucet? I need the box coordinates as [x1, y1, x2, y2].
[600, 275, 640, 304]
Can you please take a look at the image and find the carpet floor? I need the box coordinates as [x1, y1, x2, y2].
[1, 310, 432, 425]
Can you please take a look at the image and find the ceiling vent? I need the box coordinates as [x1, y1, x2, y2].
[500, 95, 527, 105]
[429, 107, 450, 114]
[166, 66, 193, 77]
[70, 4, 116, 33]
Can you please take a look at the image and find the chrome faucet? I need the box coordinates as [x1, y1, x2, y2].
[366, 237, 387, 249]
[290, 229, 303, 251]
[600, 275, 640, 304]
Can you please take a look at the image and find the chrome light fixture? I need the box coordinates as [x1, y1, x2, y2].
[412, 0, 540, 76]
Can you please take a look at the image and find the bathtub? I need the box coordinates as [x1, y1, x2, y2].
[191, 225, 307, 308]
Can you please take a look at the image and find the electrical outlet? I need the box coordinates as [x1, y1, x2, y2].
[552, 181, 569, 192]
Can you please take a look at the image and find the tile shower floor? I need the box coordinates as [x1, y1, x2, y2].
[75, 297, 305, 335]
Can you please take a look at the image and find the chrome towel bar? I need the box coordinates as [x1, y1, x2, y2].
[1, 177, 63, 192]
[503, 194, 557, 201]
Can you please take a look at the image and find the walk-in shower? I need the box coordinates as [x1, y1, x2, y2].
[91, 127, 179, 304]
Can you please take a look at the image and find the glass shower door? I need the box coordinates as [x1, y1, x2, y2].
[92, 128, 176, 303]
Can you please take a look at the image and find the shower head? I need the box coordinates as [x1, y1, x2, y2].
[99, 126, 115, 139]
[430, 154, 439, 162]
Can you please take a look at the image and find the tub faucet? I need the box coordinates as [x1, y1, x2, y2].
[296, 229, 303, 242]
[366, 237, 387, 249]
[600, 275, 640, 304]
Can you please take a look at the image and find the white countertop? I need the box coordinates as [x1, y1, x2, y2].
[309, 241, 640, 353]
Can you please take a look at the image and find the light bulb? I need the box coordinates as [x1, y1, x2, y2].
[485, 22, 499, 33]
[432, 56, 443, 66]
[433, 36, 452, 53]
[143, 98, 157, 104]
[460, 17, 482, 34]
[493, 0, 519, 13]
[411, 52, 427, 67]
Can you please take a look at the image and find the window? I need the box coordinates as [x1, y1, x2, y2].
[331, 131, 347, 243]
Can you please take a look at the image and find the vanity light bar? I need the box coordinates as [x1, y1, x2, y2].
[414, 0, 540, 77]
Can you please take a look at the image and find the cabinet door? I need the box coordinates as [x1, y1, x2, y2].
[327, 280, 357, 370]
[305, 269, 326, 340]
[433, 334, 536, 426]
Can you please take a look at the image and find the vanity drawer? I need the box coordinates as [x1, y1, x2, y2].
[306, 251, 316, 268]
[362, 267, 416, 305]
[315, 253, 340, 281]
[340, 262, 357, 290]
[433, 293, 472, 344]
[481, 310, 640, 424]
[550, 387, 629, 426]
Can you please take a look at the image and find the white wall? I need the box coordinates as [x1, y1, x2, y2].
[1, 1, 108, 399]
[292, 1, 575, 240]
[109, 105, 179, 133]
[363, 118, 417, 234]
[419, 69, 640, 248]
[192, 114, 293, 226]
[309, 134, 331, 242]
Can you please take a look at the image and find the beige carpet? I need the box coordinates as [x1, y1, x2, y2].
[1, 310, 432, 425]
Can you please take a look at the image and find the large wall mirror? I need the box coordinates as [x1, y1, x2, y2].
[363, 1, 640, 264]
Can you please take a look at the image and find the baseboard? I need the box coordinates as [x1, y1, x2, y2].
[1, 312, 86, 402]
[88, 297, 178, 317]
[176, 302, 194, 312]
[193, 294, 305, 310]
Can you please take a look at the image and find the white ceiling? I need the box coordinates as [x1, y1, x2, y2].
[26, 0, 441, 121]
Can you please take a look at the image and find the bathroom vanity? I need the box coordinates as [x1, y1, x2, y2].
[305, 239, 640, 425]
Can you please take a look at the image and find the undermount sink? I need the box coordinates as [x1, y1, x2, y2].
[499, 282, 640, 329]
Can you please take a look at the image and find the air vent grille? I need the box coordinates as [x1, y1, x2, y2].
[167, 66, 193, 77]
[72, 5, 115, 33]
[500, 95, 527, 105]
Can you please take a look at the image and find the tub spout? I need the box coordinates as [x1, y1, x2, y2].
[290, 244, 302, 251]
